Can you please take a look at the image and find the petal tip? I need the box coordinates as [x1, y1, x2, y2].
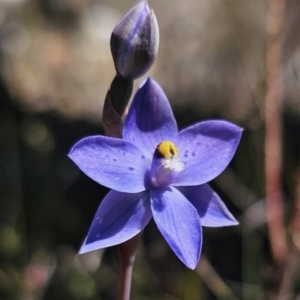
[78, 240, 105, 255]
[185, 259, 200, 270]
[78, 242, 91, 255]
[139, 76, 151, 89]
[78, 248, 87, 255]
[67, 152, 74, 160]
[140, 76, 159, 90]
[230, 219, 239, 226]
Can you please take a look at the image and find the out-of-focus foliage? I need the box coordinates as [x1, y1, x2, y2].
[1, 0, 300, 299]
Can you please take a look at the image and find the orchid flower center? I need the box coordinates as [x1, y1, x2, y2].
[150, 141, 184, 187]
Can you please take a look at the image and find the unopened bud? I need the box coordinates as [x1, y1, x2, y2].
[110, 1, 159, 80]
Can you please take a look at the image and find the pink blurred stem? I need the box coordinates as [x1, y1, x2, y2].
[276, 168, 300, 298]
[118, 233, 142, 300]
[265, 0, 288, 265]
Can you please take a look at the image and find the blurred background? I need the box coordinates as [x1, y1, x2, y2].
[1, 0, 300, 299]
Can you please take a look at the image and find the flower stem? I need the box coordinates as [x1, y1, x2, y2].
[118, 233, 142, 300]
[110, 75, 133, 117]
[103, 73, 139, 300]
[265, 0, 287, 265]
[102, 75, 133, 138]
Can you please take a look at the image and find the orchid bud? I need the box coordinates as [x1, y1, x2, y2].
[110, 1, 159, 80]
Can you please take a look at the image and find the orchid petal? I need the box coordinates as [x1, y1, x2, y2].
[150, 187, 202, 269]
[173, 121, 242, 186]
[177, 184, 238, 227]
[79, 190, 151, 253]
[69, 136, 150, 193]
[123, 78, 178, 159]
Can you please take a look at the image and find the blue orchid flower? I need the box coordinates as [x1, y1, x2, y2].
[69, 78, 242, 269]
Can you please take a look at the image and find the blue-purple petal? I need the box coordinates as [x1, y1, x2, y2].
[79, 190, 152, 253]
[150, 187, 202, 269]
[123, 78, 178, 159]
[111, 1, 159, 79]
[173, 121, 242, 186]
[69, 136, 150, 193]
[177, 184, 238, 227]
